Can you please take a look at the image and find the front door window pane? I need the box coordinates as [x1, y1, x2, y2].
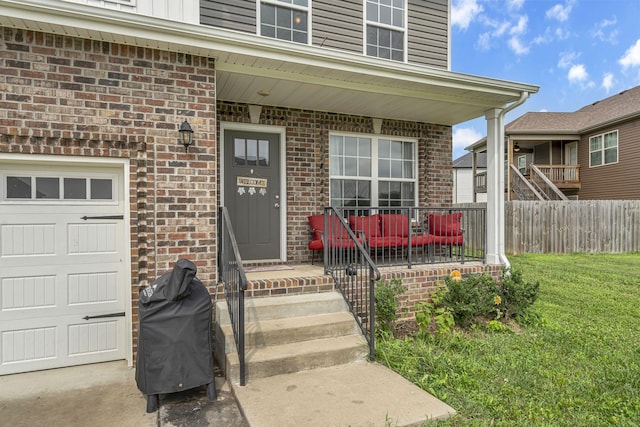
[6, 176, 31, 199]
[36, 177, 59, 199]
[247, 139, 258, 166]
[234, 138, 246, 166]
[258, 140, 270, 166]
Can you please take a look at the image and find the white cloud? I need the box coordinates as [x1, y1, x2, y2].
[591, 17, 618, 44]
[619, 39, 640, 68]
[546, 1, 574, 22]
[602, 73, 615, 93]
[568, 64, 588, 83]
[558, 51, 580, 69]
[477, 33, 491, 51]
[509, 36, 530, 55]
[507, 0, 525, 11]
[554, 27, 571, 40]
[453, 127, 483, 153]
[510, 16, 528, 36]
[452, 0, 483, 30]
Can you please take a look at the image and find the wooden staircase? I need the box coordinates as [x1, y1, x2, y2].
[215, 292, 369, 384]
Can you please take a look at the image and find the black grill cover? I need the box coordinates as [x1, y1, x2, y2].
[135, 259, 215, 402]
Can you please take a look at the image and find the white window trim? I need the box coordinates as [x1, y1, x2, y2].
[257, 0, 312, 45]
[362, 0, 408, 62]
[589, 129, 618, 168]
[329, 132, 418, 207]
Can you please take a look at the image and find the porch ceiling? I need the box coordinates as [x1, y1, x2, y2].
[0, 0, 539, 126]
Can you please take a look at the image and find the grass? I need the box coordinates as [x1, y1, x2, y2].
[376, 253, 640, 426]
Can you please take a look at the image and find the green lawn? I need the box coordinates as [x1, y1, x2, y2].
[377, 253, 640, 426]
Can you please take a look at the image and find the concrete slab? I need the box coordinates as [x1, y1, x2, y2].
[232, 360, 456, 427]
[0, 361, 248, 427]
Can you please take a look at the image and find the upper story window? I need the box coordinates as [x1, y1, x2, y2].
[589, 130, 618, 167]
[365, 0, 406, 61]
[259, 0, 309, 44]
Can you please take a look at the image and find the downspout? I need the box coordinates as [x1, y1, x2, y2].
[497, 91, 529, 271]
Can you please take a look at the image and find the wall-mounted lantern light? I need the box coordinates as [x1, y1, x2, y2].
[178, 120, 194, 152]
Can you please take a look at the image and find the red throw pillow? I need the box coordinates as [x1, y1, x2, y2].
[428, 213, 462, 236]
[349, 215, 381, 240]
[380, 214, 409, 237]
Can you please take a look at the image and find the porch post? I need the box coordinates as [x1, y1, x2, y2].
[485, 108, 504, 265]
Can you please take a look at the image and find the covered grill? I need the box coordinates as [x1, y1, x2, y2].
[135, 259, 216, 412]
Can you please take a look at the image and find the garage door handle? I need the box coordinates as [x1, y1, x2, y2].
[82, 312, 125, 320]
[81, 215, 124, 220]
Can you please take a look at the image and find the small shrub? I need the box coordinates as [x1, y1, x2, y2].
[415, 290, 455, 340]
[442, 273, 500, 327]
[374, 278, 405, 337]
[501, 267, 540, 318]
[431, 269, 539, 331]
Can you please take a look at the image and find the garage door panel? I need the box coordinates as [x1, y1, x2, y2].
[68, 319, 120, 356]
[68, 222, 119, 255]
[2, 325, 57, 365]
[1, 316, 126, 374]
[0, 162, 127, 375]
[1, 223, 56, 257]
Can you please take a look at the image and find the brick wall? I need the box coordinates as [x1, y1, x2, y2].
[0, 28, 218, 355]
[217, 102, 453, 263]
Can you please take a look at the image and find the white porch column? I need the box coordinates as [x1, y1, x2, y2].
[485, 108, 504, 265]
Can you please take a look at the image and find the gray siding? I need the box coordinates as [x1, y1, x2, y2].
[578, 119, 640, 200]
[407, 0, 448, 69]
[312, 0, 362, 53]
[200, 0, 256, 33]
[199, 0, 450, 69]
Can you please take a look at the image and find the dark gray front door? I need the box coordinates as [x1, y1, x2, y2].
[224, 130, 281, 261]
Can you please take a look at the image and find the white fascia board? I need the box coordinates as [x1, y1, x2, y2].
[0, 0, 538, 101]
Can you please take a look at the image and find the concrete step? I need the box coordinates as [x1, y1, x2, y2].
[216, 292, 348, 326]
[225, 334, 369, 383]
[218, 311, 360, 353]
[215, 291, 371, 384]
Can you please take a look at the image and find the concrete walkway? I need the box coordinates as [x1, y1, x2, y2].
[233, 360, 456, 427]
[0, 361, 247, 427]
[0, 359, 455, 427]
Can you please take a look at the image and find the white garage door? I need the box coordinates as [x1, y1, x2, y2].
[0, 161, 128, 375]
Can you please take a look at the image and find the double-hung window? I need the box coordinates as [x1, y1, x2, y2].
[589, 130, 618, 167]
[365, 0, 406, 61]
[259, 0, 309, 44]
[329, 135, 416, 208]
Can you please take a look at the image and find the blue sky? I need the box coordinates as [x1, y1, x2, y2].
[450, 0, 640, 159]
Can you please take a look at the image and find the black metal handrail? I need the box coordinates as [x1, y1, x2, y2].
[323, 207, 381, 359]
[218, 207, 248, 386]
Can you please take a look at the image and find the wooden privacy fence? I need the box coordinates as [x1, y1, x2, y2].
[505, 200, 640, 254]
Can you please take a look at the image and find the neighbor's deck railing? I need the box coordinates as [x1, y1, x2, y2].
[325, 206, 486, 270]
[323, 207, 381, 359]
[535, 164, 581, 188]
[218, 207, 248, 386]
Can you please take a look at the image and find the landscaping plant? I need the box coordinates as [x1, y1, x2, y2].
[377, 253, 640, 426]
[374, 278, 405, 338]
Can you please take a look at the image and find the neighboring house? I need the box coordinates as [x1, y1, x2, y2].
[452, 152, 486, 203]
[0, 0, 537, 376]
[469, 85, 640, 200]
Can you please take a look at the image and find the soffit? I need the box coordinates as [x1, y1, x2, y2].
[0, 0, 539, 126]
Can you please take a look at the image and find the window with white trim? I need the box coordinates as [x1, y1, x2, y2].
[3, 174, 115, 202]
[365, 0, 406, 61]
[329, 135, 416, 208]
[259, 0, 309, 44]
[589, 130, 618, 167]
